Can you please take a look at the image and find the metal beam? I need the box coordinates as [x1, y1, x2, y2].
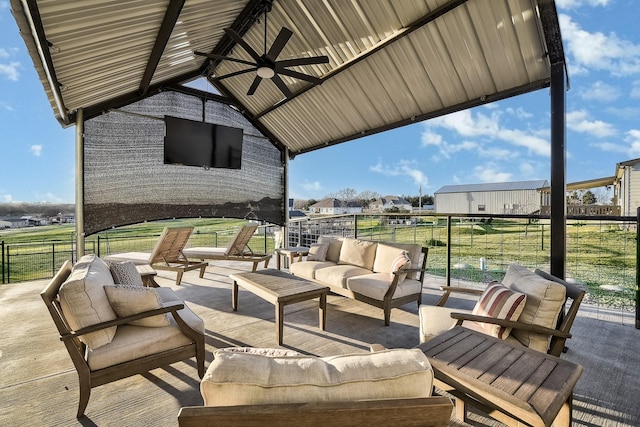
[549, 61, 566, 279]
[75, 108, 85, 259]
[139, 0, 186, 96]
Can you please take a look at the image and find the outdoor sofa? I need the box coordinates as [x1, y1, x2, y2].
[289, 236, 428, 325]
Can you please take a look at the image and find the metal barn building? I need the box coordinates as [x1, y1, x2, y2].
[434, 180, 549, 215]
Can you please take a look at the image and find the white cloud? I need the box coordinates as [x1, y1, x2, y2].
[566, 110, 616, 137]
[556, 0, 611, 9]
[30, 145, 43, 156]
[631, 80, 640, 98]
[301, 180, 322, 192]
[559, 14, 640, 76]
[370, 160, 427, 187]
[580, 81, 620, 102]
[1, 194, 13, 203]
[32, 192, 64, 203]
[473, 164, 512, 183]
[0, 62, 20, 81]
[0, 48, 10, 59]
[591, 130, 640, 157]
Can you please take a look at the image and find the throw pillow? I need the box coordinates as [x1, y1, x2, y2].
[389, 251, 411, 281]
[471, 282, 527, 339]
[109, 261, 144, 287]
[306, 243, 330, 261]
[104, 285, 170, 327]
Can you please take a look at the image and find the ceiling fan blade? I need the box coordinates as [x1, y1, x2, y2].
[247, 75, 263, 95]
[275, 55, 329, 68]
[215, 68, 256, 81]
[277, 68, 323, 85]
[194, 51, 257, 67]
[224, 28, 261, 62]
[271, 74, 293, 98]
[266, 27, 293, 62]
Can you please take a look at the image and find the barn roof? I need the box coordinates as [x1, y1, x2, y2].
[435, 180, 550, 194]
[11, 0, 566, 157]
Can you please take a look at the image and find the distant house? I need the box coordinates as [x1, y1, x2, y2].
[434, 180, 549, 215]
[309, 198, 362, 215]
[370, 196, 413, 213]
[0, 217, 29, 228]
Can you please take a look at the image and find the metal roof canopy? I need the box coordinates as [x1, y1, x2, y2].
[11, 0, 566, 157]
[11, 0, 569, 276]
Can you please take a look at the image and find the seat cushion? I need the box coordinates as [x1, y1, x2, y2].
[418, 305, 485, 344]
[289, 260, 335, 280]
[337, 238, 378, 270]
[315, 264, 373, 288]
[502, 264, 566, 352]
[59, 254, 117, 350]
[471, 282, 527, 339]
[347, 273, 421, 301]
[103, 252, 152, 265]
[200, 348, 433, 406]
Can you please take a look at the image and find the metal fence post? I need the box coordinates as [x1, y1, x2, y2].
[636, 207, 639, 329]
[52, 243, 56, 278]
[354, 214, 358, 239]
[1, 241, 4, 284]
[446, 216, 452, 288]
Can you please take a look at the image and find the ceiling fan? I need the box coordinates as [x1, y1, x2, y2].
[195, 0, 329, 98]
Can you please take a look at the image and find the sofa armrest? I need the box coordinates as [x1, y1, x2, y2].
[435, 285, 484, 306]
[450, 312, 572, 339]
[177, 397, 453, 427]
[60, 301, 185, 341]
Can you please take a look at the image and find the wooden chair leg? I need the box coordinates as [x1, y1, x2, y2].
[384, 307, 391, 326]
[175, 271, 184, 286]
[454, 397, 466, 423]
[77, 372, 91, 418]
[198, 264, 206, 278]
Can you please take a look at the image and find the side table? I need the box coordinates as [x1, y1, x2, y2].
[274, 246, 310, 270]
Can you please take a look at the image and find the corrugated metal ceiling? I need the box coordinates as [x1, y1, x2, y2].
[10, 0, 565, 156]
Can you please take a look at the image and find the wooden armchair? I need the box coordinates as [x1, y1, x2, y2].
[42, 258, 205, 418]
[420, 264, 585, 357]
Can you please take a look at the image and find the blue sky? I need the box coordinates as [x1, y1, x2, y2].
[1, 0, 639, 204]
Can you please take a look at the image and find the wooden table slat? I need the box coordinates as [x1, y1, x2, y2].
[490, 351, 550, 395]
[475, 344, 524, 384]
[513, 358, 558, 402]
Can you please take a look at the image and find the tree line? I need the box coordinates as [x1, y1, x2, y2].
[0, 203, 75, 218]
[292, 188, 435, 211]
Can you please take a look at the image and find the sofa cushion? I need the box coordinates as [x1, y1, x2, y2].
[289, 260, 335, 280]
[109, 261, 144, 287]
[104, 284, 170, 327]
[315, 264, 373, 289]
[317, 236, 343, 263]
[502, 264, 566, 352]
[380, 242, 422, 280]
[338, 238, 378, 270]
[373, 244, 406, 275]
[59, 254, 117, 350]
[348, 274, 422, 300]
[306, 243, 330, 262]
[471, 282, 527, 339]
[200, 348, 433, 406]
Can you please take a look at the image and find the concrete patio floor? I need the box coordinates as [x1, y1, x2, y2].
[1, 261, 638, 426]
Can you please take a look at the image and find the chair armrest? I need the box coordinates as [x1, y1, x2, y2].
[177, 397, 453, 427]
[449, 312, 572, 339]
[435, 286, 484, 306]
[60, 301, 185, 341]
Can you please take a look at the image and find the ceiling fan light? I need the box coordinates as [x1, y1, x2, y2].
[257, 66, 275, 79]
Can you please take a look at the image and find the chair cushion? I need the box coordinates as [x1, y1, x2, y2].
[471, 282, 527, 339]
[104, 285, 170, 327]
[109, 261, 144, 287]
[379, 242, 423, 280]
[419, 305, 481, 344]
[289, 260, 336, 280]
[315, 264, 373, 288]
[347, 273, 421, 300]
[306, 243, 330, 261]
[317, 236, 343, 262]
[373, 244, 408, 275]
[200, 348, 433, 407]
[59, 254, 117, 350]
[338, 238, 378, 270]
[502, 264, 566, 352]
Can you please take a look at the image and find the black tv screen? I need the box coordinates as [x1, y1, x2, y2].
[164, 116, 243, 169]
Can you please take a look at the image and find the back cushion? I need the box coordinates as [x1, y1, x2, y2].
[59, 254, 117, 349]
[338, 238, 378, 270]
[201, 348, 433, 406]
[502, 264, 566, 352]
[373, 244, 407, 274]
[317, 236, 343, 262]
[379, 242, 422, 280]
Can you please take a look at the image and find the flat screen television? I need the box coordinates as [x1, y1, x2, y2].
[164, 116, 243, 169]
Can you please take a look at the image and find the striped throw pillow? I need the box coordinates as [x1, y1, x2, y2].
[471, 282, 527, 339]
[389, 252, 411, 280]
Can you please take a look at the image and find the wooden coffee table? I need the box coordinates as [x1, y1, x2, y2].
[229, 269, 329, 345]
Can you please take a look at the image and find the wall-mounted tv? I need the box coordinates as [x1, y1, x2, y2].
[164, 116, 243, 169]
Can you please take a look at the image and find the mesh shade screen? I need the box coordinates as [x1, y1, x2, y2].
[82, 91, 284, 235]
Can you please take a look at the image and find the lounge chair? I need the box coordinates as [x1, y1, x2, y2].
[104, 227, 207, 286]
[183, 224, 271, 272]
